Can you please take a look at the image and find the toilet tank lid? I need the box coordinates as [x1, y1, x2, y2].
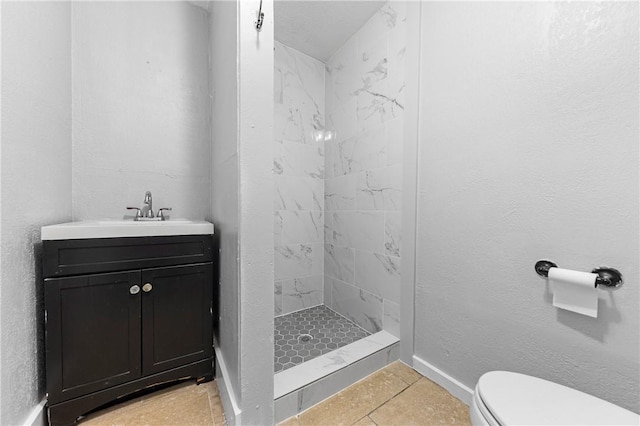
[477, 371, 639, 425]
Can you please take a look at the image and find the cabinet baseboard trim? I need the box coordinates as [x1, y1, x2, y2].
[214, 345, 242, 426]
[22, 398, 47, 426]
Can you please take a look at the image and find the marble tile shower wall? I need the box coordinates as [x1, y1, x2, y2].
[274, 42, 326, 316]
[324, 3, 405, 337]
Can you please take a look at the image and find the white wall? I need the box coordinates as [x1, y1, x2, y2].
[72, 2, 210, 221]
[237, 0, 275, 423]
[414, 1, 639, 412]
[209, 0, 241, 419]
[211, 1, 275, 424]
[0, 2, 72, 423]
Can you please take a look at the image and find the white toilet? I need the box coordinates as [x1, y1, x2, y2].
[470, 371, 640, 425]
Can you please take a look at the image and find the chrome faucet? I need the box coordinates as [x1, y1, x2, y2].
[141, 191, 154, 218]
[126, 191, 172, 221]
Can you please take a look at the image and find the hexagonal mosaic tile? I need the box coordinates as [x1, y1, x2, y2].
[274, 305, 370, 373]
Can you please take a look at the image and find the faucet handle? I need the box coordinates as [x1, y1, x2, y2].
[158, 208, 172, 221]
[126, 207, 143, 219]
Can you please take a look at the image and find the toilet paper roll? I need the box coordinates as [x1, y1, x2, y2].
[549, 268, 598, 318]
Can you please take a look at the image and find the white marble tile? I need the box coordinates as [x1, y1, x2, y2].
[383, 299, 400, 338]
[385, 117, 404, 166]
[356, 165, 402, 211]
[274, 330, 399, 399]
[274, 390, 298, 424]
[356, 33, 389, 93]
[324, 213, 333, 245]
[275, 281, 283, 316]
[387, 26, 407, 117]
[275, 57, 284, 104]
[325, 174, 356, 211]
[356, 2, 402, 46]
[276, 42, 325, 107]
[275, 176, 318, 211]
[274, 102, 309, 145]
[356, 83, 403, 132]
[334, 125, 386, 176]
[324, 244, 355, 284]
[274, 42, 325, 146]
[354, 21, 404, 133]
[275, 211, 283, 246]
[274, 139, 283, 175]
[296, 341, 399, 414]
[384, 211, 402, 258]
[327, 98, 358, 144]
[280, 210, 323, 244]
[327, 37, 359, 108]
[323, 275, 332, 307]
[282, 140, 324, 179]
[275, 243, 324, 281]
[332, 211, 384, 252]
[324, 64, 334, 117]
[331, 278, 383, 333]
[354, 250, 401, 303]
[310, 178, 324, 211]
[324, 138, 335, 179]
[282, 275, 323, 314]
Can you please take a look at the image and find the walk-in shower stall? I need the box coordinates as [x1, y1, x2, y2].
[272, 2, 407, 419]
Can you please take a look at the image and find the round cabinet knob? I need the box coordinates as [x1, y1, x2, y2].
[130, 285, 140, 295]
[142, 283, 153, 293]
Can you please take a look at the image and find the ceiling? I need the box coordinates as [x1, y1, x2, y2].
[274, 1, 386, 61]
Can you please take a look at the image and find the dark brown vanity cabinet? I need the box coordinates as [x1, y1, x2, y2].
[43, 235, 215, 426]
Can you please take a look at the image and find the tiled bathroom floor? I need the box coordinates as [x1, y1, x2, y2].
[274, 305, 370, 372]
[279, 361, 471, 425]
[78, 362, 469, 425]
[79, 380, 225, 425]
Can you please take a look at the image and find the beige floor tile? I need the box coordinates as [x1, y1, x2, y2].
[369, 378, 471, 426]
[352, 415, 378, 426]
[80, 380, 225, 426]
[278, 416, 302, 426]
[296, 369, 409, 426]
[205, 381, 227, 426]
[384, 361, 422, 385]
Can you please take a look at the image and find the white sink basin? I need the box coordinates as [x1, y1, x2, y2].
[41, 219, 214, 240]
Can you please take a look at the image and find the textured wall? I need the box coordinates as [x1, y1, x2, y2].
[273, 41, 326, 316]
[0, 2, 72, 423]
[415, 1, 639, 412]
[236, 0, 275, 423]
[323, 2, 405, 335]
[209, 0, 241, 414]
[71, 2, 210, 221]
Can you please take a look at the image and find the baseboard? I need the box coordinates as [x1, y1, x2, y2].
[214, 344, 242, 426]
[23, 398, 47, 426]
[412, 355, 473, 405]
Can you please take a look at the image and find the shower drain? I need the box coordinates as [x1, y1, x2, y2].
[298, 333, 313, 343]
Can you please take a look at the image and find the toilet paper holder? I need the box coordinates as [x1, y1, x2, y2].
[534, 259, 623, 289]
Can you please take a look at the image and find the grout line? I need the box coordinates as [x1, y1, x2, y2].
[274, 304, 372, 373]
[362, 365, 422, 420]
[323, 305, 372, 335]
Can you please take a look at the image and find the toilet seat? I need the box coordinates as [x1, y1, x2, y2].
[473, 371, 639, 425]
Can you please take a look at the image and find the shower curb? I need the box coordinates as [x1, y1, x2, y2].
[274, 331, 399, 422]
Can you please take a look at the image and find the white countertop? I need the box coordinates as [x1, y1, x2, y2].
[41, 219, 214, 240]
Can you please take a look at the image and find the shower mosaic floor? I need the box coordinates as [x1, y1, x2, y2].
[274, 305, 370, 372]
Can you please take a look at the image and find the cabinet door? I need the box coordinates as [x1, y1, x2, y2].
[141, 264, 213, 375]
[45, 271, 142, 404]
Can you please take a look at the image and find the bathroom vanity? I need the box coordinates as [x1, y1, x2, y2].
[41, 220, 215, 426]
